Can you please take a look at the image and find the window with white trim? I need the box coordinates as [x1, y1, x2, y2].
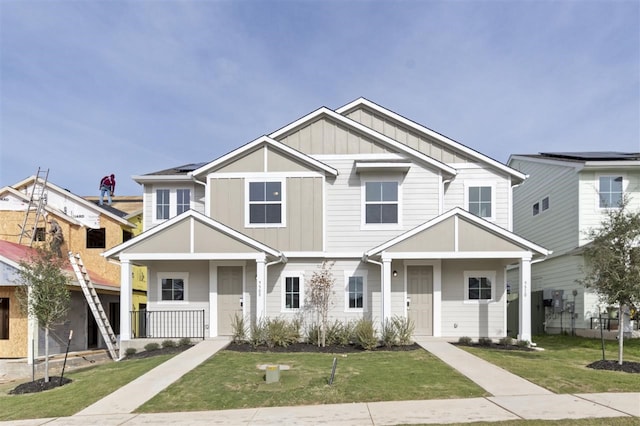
[247, 180, 284, 226]
[176, 189, 191, 214]
[159, 273, 188, 302]
[364, 181, 398, 224]
[154, 188, 192, 221]
[532, 202, 539, 216]
[347, 276, 364, 309]
[282, 274, 303, 311]
[598, 176, 623, 208]
[467, 186, 492, 219]
[464, 271, 496, 302]
[156, 189, 170, 220]
[542, 196, 549, 211]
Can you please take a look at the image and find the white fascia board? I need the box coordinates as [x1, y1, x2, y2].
[583, 160, 640, 169]
[380, 251, 536, 261]
[119, 253, 267, 261]
[132, 175, 193, 183]
[0, 255, 21, 270]
[281, 251, 364, 259]
[269, 107, 457, 177]
[337, 98, 524, 182]
[507, 155, 584, 171]
[355, 162, 412, 173]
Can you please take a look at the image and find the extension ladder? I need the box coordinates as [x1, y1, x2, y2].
[18, 168, 50, 246]
[68, 252, 119, 360]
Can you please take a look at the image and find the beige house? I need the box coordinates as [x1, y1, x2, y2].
[105, 98, 549, 349]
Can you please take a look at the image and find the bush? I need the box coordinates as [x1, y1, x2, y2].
[326, 320, 354, 346]
[517, 339, 530, 348]
[265, 317, 299, 348]
[380, 319, 398, 348]
[162, 339, 177, 348]
[392, 316, 415, 345]
[499, 336, 513, 346]
[458, 336, 472, 345]
[230, 313, 247, 343]
[178, 337, 192, 347]
[353, 318, 378, 350]
[144, 342, 160, 352]
[478, 337, 493, 346]
[306, 322, 320, 346]
[124, 347, 137, 357]
[249, 318, 267, 348]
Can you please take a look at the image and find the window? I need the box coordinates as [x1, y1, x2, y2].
[122, 230, 134, 243]
[599, 176, 623, 208]
[532, 202, 539, 216]
[284, 276, 301, 310]
[160, 274, 187, 301]
[365, 181, 398, 224]
[0, 298, 8, 339]
[347, 276, 364, 309]
[176, 189, 191, 215]
[86, 228, 106, 249]
[468, 186, 492, 219]
[542, 196, 549, 211]
[464, 271, 496, 302]
[156, 189, 170, 220]
[35, 227, 46, 242]
[248, 181, 283, 225]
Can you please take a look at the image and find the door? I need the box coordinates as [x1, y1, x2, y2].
[407, 265, 433, 336]
[217, 266, 243, 335]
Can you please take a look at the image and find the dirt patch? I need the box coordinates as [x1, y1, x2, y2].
[225, 342, 422, 353]
[9, 377, 72, 395]
[586, 360, 640, 374]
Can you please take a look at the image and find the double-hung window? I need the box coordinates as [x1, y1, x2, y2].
[160, 273, 188, 302]
[364, 181, 399, 224]
[468, 186, 492, 218]
[283, 274, 303, 311]
[176, 189, 191, 214]
[464, 271, 496, 302]
[344, 271, 367, 311]
[154, 188, 192, 221]
[598, 176, 623, 208]
[247, 180, 284, 226]
[156, 189, 170, 220]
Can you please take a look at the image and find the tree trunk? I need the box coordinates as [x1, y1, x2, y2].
[618, 302, 624, 366]
[44, 327, 50, 382]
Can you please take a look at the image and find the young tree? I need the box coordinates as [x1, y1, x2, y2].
[16, 247, 71, 382]
[579, 197, 640, 365]
[307, 261, 335, 347]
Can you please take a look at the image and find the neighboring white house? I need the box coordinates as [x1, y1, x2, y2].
[105, 98, 549, 350]
[508, 152, 640, 335]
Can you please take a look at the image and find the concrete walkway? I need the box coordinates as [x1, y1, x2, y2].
[2, 338, 639, 425]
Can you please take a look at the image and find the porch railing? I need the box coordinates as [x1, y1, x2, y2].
[130, 310, 205, 339]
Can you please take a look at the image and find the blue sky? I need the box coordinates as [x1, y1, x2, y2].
[1, 0, 638, 197]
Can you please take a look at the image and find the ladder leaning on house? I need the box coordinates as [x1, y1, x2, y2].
[18, 167, 50, 246]
[68, 252, 119, 360]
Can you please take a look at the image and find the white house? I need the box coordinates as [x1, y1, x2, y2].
[105, 98, 549, 350]
[508, 152, 640, 334]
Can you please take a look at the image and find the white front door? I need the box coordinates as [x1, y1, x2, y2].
[407, 265, 433, 336]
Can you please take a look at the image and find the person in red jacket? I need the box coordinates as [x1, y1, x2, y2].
[99, 174, 116, 206]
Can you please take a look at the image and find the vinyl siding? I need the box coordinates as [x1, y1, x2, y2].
[142, 182, 202, 231]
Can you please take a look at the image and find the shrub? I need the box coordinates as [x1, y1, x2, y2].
[249, 318, 267, 348]
[178, 337, 192, 347]
[265, 317, 299, 348]
[517, 339, 530, 348]
[326, 320, 354, 346]
[380, 319, 398, 348]
[353, 318, 378, 350]
[392, 316, 415, 345]
[306, 322, 320, 345]
[124, 347, 137, 357]
[478, 337, 493, 346]
[162, 339, 177, 348]
[499, 336, 513, 346]
[230, 313, 247, 343]
[144, 342, 160, 352]
[458, 336, 472, 345]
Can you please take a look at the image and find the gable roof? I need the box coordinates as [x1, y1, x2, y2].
[0, 186, 84, 226]
[269, 107, 458, 178]
[337, 98, 526, 183]
[7, 176, 135, 228]
[103, 209, 284, 261]
[0, 239, 118, 289]
[366, 207, 550, 259]
[189, 136, 338, 178]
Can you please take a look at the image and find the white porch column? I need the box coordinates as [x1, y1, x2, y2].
[382, 258, 392, 324]
[518, 255, 532, 342]
[256, 258, 265, 320]
[119, 260, 132, 341]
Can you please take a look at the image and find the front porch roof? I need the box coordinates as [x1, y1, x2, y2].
[102, 210, 284, 262]
[365, 207, 550, 261]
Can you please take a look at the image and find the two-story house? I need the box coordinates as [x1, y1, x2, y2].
[0, 176, 144, 358]
[105, 98, 549, 351]
[508, 152, 640, 335]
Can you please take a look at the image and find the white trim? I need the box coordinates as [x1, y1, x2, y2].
[463, 270, 496, 303]
[245, 178, 286, 228]
[464, 181, 496, 222]
[595, 173, 626, 210]
[133, 175, 193, 182]
[152, 187, 193, 225]
[360, 176, 403, 230]
[281, 272, 305, 312]
[120, 253, 267, 261]
[344, 269, 368, 312]
[355, 162, 412, 173]
[158, 272, 189, 304]
[382, 251, 536, 260]
[282, 251, 364, 258]
[208, 171, 323, 179]
[314, 153, 406, 161]
[336, 98, 524, 182]
[404, 260, 441, 337]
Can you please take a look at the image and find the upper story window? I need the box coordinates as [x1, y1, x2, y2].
[364, 181, 399, 224]
[532, 202, 539, 216]
[246, 180, 285, 227]
[542, 196, 549, 211]
[464, 271, 496, 303]
[468, 186, 492, 219]
[598, 176, 623, 208]
[177, 189, 191, 215]
[156, 189, 170, 220]
[86, 228, 106, 249]
[154, 188, 192, 222]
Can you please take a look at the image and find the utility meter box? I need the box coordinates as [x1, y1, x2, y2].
[265, 365, 280, 383]
[552, 290, 564, 313]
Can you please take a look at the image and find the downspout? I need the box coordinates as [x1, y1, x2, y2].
[363, 254, 385, 324]
[261, 253, 287, 318]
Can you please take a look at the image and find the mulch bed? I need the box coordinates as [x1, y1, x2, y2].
[9, 377, 72, 395]
[453, 342, 536, 352]
[225, 342, 422, 353]
[586, 360, 640, 373]
[122, 344, 194, 360]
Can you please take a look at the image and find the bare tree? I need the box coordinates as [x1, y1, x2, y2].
[16, 247, 71, 382]
[307, 261, 335, 347]
[579, 197, 640, 365]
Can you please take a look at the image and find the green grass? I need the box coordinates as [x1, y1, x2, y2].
[0, 354, 174, 421]
[461, 334, 640, 394]
[137, 349, 486, 413]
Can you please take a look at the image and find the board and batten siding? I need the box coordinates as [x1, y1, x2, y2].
[343, 107, 473, 164]
[510, 159, 580, 255]
[323, 157, 441, 252]
[208, 176, 323, 251]
[142, 182, 203, 232]
[440, 259, 507, 338]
